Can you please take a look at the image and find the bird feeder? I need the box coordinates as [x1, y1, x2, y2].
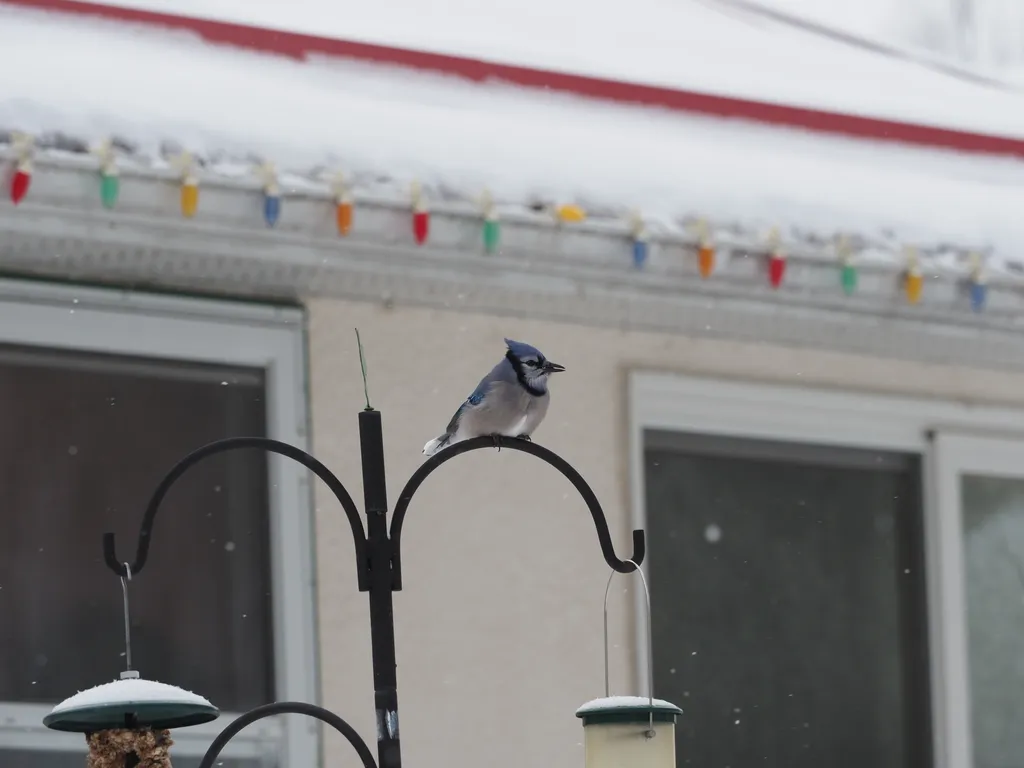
[579, 560, 683, 768]
[576, 695, 683, 768]
[43, 565, 218, 767]
[45, 674, 218, 767]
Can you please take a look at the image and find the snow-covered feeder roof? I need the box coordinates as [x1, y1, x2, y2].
[576, 696, 683, 726]
[43, 677, 219, 733]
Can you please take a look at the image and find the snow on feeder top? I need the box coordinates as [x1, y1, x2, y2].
[43, 563, 218, 768]
[44, 674, 218, 732]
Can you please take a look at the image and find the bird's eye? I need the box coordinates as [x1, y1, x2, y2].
[526, 359, 538, 368]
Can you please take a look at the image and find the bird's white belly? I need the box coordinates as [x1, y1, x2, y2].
[507, 415, 529, 437]
[457, 411, 528, 440]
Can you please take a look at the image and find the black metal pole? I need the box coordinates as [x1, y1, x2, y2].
[101, 411, 645, 768]
[359, 408, 401, 768]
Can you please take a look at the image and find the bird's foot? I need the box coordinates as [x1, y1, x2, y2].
[489, 433, 502, 452]
[515, 434, 532, 442]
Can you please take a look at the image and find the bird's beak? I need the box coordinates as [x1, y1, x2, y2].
[543, 361, 566, 373]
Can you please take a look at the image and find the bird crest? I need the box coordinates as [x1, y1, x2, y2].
[504, 338, 542, 360]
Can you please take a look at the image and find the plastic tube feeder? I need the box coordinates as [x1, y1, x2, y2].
[575, 695, 683, 768]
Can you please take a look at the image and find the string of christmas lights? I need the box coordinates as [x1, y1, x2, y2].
[2, 142, 1008, 311]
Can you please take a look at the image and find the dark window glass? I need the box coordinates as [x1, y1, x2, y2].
[0, 344, 274, 711]
[644, 430, 931, 768]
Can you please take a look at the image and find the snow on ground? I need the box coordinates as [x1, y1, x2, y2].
[89, 0, 1024, 137]
[2, 5, 1024, 274]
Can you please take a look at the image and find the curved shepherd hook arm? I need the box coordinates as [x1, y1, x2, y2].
[102, 437, 367, 583]
[389, 436, 645, 589]
[197, 701, 377, 768]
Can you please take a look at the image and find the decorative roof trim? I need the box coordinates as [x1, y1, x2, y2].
[4, 0, 1024, 160]
[2, 157, 1024, 373]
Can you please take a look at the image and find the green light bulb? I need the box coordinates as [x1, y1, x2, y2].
[100, 172, 119, 210]
[841, 261, 858, 296]
[483, 217, 500, 254]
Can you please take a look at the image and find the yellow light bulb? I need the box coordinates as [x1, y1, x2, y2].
[181, 176, 199, 218]
[905, 265, 923, 304]
[556, 204, 586, 223]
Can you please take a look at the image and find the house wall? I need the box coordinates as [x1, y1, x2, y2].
[307, 296, 1024, 768]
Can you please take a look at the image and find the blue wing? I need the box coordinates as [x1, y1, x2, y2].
[443, 379, 490, 435]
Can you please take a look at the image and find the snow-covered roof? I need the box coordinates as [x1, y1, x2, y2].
[86, 0, 1024, 138]
[1, 3, 1024, 289]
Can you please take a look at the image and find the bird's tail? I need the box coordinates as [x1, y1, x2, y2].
[422, 434, 451, 456]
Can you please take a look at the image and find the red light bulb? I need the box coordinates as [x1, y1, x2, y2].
[10, 160, 31, 205]
[413, 208, 429, 245]
[768, 251, 786, 288]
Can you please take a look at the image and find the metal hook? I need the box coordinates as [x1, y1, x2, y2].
[603, 559, 656, 738]
[389, 435, 645, 590]
[103, 436, 367, 586]
[119, 563, 138, 680]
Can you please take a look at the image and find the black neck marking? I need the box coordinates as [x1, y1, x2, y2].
[506, 350, 546, 397]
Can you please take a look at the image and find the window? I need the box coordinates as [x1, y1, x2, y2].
[643, 431, 931, 768]
[0, 282, 315, 768]
[629, 371, 1024, 768]
[933, 434, 1024, 768]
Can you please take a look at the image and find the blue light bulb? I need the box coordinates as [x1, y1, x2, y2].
[970, 279, 987, 313]
[263, 192, 281, 227]
[632, 238, 648, 269]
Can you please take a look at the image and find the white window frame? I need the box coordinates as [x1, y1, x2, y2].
[930, 432, 1024, 768]
[628, 369, 1024, 768]
[0, 279, 318, 768]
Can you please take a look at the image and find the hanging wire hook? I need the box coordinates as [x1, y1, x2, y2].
[119, 563, 138, 680]
[603, 558, 656, 738]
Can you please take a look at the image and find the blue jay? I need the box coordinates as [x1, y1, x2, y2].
[422, 338, 565, 456]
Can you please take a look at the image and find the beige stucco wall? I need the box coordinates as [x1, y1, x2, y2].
[307, 297, 1024, 768]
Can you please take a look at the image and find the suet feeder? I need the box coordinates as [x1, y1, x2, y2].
[576, 696, 683, 768]
[43, 565, 218, 767]
[580, 560, 682, 768]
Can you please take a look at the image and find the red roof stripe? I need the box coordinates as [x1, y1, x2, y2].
[6, 0, 1024, 160]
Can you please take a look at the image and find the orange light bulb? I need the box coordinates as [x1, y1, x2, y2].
[697, 242, 715, 278]
[336, 194, 353, 236]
